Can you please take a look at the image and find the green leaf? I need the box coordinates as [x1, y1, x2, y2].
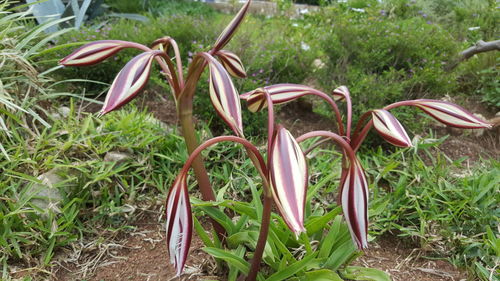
[195, 204, 235, 235]
[305, 269, 343, 281]
[265, 253, 317, 281]
[341, 266, 392, 281]
[323, 239, 356, 271]
[202, 247, 249, 274]
[193, 216, 214, 248]
[305, 206, 342, 235]
[227, 231, 275, 262]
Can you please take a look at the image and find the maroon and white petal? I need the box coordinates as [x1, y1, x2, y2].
[341, 158, 369, 250]
[165, 175, 193, 276]
[413, 99, 492, 129]
[59, 40, 133, 66]
[204, 54, 243, 136]
[215, 50, 247, 78]
[241, 84, 322, 112]
[270, 126, 308, 236]
[100, 51, 163, 115]
[372, 109, 412, 147]
[332, 85, 349, 102]
[212, 0, 251, 52]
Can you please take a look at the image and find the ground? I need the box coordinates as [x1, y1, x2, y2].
[51, 212, 467, 281]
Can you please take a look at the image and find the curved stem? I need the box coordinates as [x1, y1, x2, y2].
[260, 89, 275, 167]
[310, 91, 345, 136]
[352, 111, 372, 140]
[157, 53, 181, 95]
[180, 136, 267, 177]
[179, 135, 273, 281]
[241, 89, 275, 281]
[345, 93, 352, 139]
[384, 100, 417, 111]
[297, 131, 356, 162]
[177, 54, 221, 237]
[164, 37, 185, 89]
[351, 120, 373, 153]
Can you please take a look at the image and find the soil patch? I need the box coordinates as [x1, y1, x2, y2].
[51, 215, 466, 281]
[353, 234, 468, 281]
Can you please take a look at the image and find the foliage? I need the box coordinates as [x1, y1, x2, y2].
[367, 142, 500, 280]
[0, 104, 185, 277]
[0, 2, 75, 159]
[309, 3, 461, 128]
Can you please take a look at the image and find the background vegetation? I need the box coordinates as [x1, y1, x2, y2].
[1, 0, 498, 280]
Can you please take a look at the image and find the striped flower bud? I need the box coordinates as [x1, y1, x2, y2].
[332, 85, 350, 102]
[165, 174, 193, 276]
[212, 0, 251, 52]
[372, 109, 412, 147]
[100, 51, 163, 115]
[59, 40, 132, 66]
[241, 84, 322, 112]
[270, 126, 308, 236]
[215, 50, 247, 78]
[204, 54, 243, 136]
[341, 158, 369, 250]
[413, 99, 492, 129]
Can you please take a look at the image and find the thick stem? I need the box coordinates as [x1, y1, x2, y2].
[176, 55, 221, 237]
[245, 194, 272, 281]
[179, 110, 227, 238]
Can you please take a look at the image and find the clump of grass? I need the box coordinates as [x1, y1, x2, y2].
[366, 143, 499, 280]
[0, 103, 186, 278]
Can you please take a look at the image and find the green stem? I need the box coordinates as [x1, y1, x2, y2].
[177, 55, 227, 239]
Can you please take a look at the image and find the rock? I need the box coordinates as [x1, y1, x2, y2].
[495, 111, 500, 117]
[29, 169, 65, 215]
[58, 106, 71, 118]
[104, 151, 132, 163]
[461, 113, 487, 137]
[312, 59, 325, 70]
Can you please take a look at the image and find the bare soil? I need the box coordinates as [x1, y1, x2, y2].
[49, 214, 467, 281]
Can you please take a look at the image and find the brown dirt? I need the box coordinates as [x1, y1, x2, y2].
[49, 214, 467, 281]
[53, 214, 219, 281]
[353, 235, 468, 281]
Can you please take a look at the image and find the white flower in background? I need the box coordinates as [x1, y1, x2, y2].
[301, 42, 310, 51]
[352, 8, 365, 13]
[468, 26, 480, 31]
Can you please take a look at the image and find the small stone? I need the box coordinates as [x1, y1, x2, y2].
[495, 111, 500, 117]
[104, 151, 132, 163]
[29, 169, 65, 215]
[460, 113, 487, 137]
[58, 106, 71, 118]
[312, 59, 325, 70]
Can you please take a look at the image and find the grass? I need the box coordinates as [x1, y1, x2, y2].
[365, 144, 499, 280]
[0, 103, 187, 278]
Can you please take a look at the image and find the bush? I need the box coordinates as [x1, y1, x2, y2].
[308, 4, 460, 132]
